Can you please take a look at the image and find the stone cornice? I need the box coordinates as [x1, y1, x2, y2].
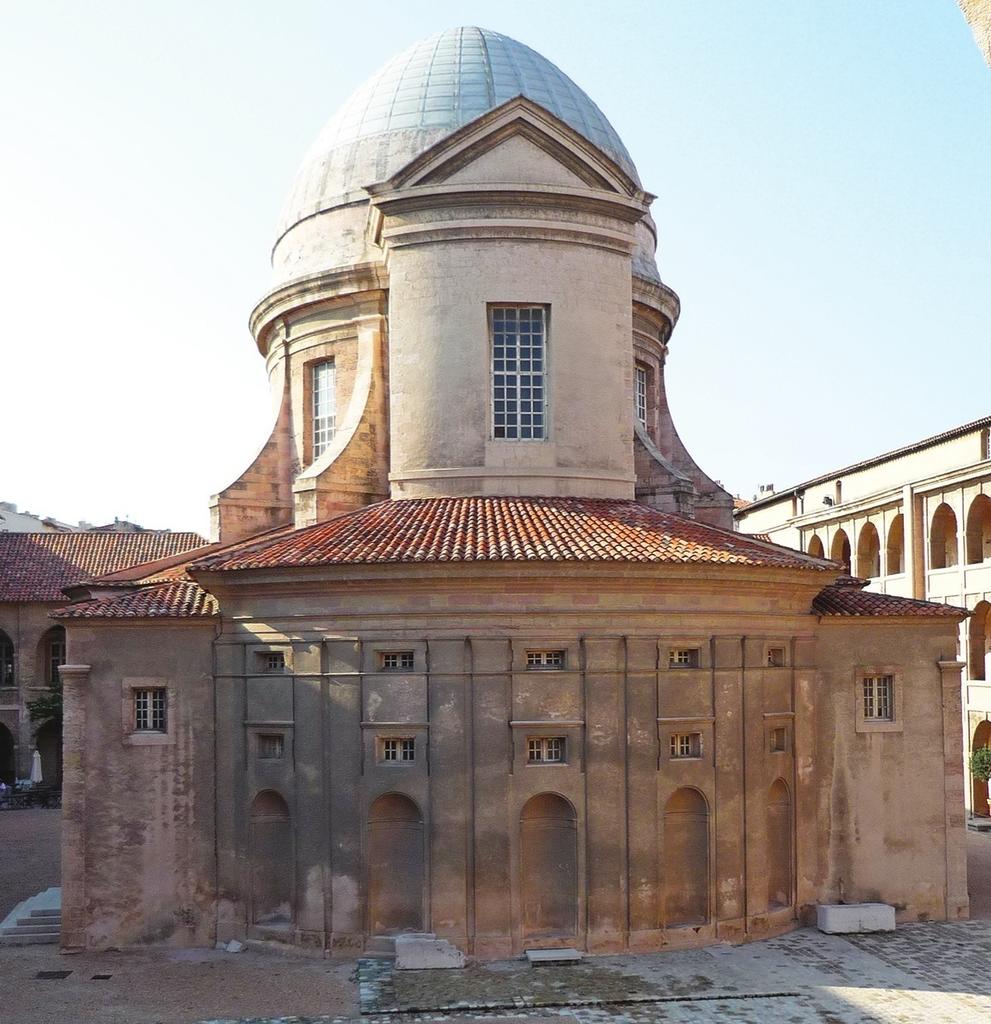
[249, 262, 388, 355]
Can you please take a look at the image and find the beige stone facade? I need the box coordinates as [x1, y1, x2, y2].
[57, 27, 969, 957]
[736, 418, 991, 818]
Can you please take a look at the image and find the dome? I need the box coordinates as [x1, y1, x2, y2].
[275, 27, 640, 251]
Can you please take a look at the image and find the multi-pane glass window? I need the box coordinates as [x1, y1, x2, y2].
[46, 629, 66, 685]
[527, 736, 565, 763]
[382, 737, 415, 762]
[492, 306, 546, 439]
[381, 651, 415, 671]
[526, 650, 565, 670]
[669, 648, 699, 669]
[669, 732, 702, 759]
[862, 675, 893, 721]
[258, 734, 285, 760]
[312, 360, 336, 459]
[0, 633, 13, 686]
[258, 651, 286, 674]
[635, 365, 648, 427]
[134, 688, 167, 732]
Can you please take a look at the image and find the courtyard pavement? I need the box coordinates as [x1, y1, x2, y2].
[1, 815, 991, 1023]
[0, 806, 60, 918]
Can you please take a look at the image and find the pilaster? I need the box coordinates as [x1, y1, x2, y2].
[938, 659, 970, 920]
[58, 663, 90, 950]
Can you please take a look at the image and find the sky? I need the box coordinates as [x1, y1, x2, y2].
[1, 1, 988, 536]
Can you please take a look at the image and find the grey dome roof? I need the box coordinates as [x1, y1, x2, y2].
[275, 27, 640, 247]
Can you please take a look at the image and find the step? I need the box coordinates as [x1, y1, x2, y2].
[0, 931, 60, 946]
[525, 947, 584, 965]
[5, 922, 61, 936]
[19, 913, 60, 926]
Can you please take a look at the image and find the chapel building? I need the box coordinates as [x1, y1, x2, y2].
[56, 27, 969, 957]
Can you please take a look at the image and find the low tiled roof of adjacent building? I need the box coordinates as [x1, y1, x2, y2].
[0, 531, 207, 602]
[813, 583, 968, 618]
[56, 578, 218, 619]
[190, 497, 836, 572]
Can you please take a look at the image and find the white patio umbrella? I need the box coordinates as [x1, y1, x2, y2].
[30, 748, 43, 784]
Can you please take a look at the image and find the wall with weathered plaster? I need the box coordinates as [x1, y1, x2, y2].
[60, 622, 217, 950]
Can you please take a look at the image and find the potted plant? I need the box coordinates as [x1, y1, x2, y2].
[970, 745, 991, 815]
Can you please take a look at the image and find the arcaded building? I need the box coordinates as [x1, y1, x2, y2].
[57, 27, 969, 956]
[736, 417, 991, 821]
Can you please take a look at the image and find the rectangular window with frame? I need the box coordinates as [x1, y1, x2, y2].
[669, 732, 702, 759]
[526, 649, 565, 670]
[766, 647, 786, 668]
[862, 674, 894, 721]
[257, 651, 286, 674]
[491, 305, 546, 440]
[769, 726, 788, 753]
[380, 651, 415, 671]
[669, 648, 700, 669]
[635, 364, 648, 427]
[257, 734, 285, 760]
[134, 687, 167, 733]
[381, 737, 415, 763]
[312, 360, 336, 459]
[527, 736, 566, 763]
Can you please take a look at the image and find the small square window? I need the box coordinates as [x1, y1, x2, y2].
[766, 647, 786, 668]
[381, 737, 415, 763]
[769, 726, 788, 753]
[380, 651, 414, 671]
[257, 651, 286, 674]
[257, 734, 284, 760]
[669, 648, 699, 669]
[526, 650, 565, 670]
[669, 732, 702, 759]
[862, 675, 893, 721]
[527, 736, 566, 763]
[134, 687, 167, 733]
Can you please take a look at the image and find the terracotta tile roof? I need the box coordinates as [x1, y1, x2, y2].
[191, 497, 835, 572]
[0, 531, 207, 602]
[56, 579, 218, 619]
[813, 583, 968, 618]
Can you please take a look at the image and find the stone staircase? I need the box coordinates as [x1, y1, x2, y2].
[0, 887, 61, 946]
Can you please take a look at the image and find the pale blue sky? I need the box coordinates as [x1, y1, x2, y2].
[2, 1, 988, 535]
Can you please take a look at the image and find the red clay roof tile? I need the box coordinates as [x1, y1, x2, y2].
[190, 497, 834, 572]
[813, 585, 967, 618]
[0, 532, 207, 602]
[55, 579, 218, 619]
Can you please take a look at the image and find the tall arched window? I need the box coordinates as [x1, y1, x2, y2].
[663, 787, 709, 927]
[39, 627, 65, 686]
[930, 503, 959, 569]
[520, 793, 578, 939]
[767, 780, 793, 910]
[970, 602, 991, 683]
[368, 793, 425, 934]
[886, 514, 904, 575]
[856, 523, 881, 578]
[0, 632, 13, 687]
[249, 789, 293, 925]
[807, 535, 824, 559]
[830, 530, 851, 574]
[966, 495, 991, 565]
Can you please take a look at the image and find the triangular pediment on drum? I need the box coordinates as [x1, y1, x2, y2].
[368, 96, 644, 199]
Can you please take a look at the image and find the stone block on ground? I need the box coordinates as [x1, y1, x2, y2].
[394, 933, 465, 969]
[525, 947, 584, 964]
[817, 902, 896, 933]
